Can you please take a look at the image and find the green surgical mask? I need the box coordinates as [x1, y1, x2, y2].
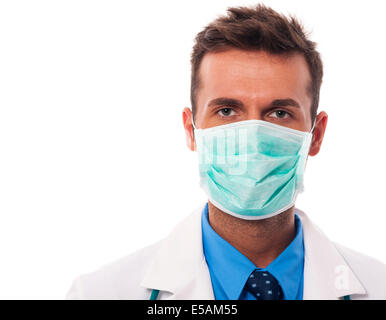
[193, 119, 314, 220]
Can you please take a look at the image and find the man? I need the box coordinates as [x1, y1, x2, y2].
[66, 4, 386, 300]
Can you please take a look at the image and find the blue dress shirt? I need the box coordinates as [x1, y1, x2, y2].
[201, 203, 304, 300]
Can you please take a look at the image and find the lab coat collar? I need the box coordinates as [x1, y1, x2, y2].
[140, 204, 366, 300]
[296, 208, 366, 299]
[140, 203, 214, 299]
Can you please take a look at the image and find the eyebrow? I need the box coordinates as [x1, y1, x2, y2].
[207, 97, 300, 109]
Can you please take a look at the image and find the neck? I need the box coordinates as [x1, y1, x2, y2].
[207, 201, 296, 268]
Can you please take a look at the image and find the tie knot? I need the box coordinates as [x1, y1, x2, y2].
[245, 269, 284, 300]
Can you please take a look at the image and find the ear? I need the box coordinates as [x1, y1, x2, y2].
[182, 107, 196, 151]
[309, 111, 328, 156]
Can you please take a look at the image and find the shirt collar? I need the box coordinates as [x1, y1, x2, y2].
[201, 203, 304, 300]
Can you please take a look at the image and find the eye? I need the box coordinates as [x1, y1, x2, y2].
[217, 107, 236, 117]
[269, 109, 291, 119]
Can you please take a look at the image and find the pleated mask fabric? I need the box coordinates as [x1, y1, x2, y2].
[194, 120, 313, 220]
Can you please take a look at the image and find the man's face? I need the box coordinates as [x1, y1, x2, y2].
[183, 48, 327, 156]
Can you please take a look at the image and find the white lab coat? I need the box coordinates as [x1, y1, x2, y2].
[66, 204, 386, 300]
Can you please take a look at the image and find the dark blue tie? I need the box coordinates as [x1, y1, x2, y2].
[245, 269, 284, 300]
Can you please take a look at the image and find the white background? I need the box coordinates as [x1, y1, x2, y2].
[0, 0, 385, 299]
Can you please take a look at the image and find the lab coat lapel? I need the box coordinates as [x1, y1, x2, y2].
[141, 204, 366, 300]
[297, 209, 366, 299]
[140, 203, 214, 299]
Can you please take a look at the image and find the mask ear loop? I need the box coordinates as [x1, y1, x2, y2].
[192, 117, 197, 131]
[297, 119, 316, 190]
[310, 119, 316, 134]
[191, 117, 197, 150]
[306, 120, 316, 157]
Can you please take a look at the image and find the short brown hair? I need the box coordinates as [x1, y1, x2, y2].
[190, 4, 323, 123]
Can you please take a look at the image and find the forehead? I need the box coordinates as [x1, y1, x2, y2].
[197, 48, 312, 108]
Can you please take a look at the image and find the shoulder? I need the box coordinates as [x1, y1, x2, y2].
[333, 242, 386, 299]
[66, 240, 163, 300]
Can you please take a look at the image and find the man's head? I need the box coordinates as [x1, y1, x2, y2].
[183, 4, 327, 156]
